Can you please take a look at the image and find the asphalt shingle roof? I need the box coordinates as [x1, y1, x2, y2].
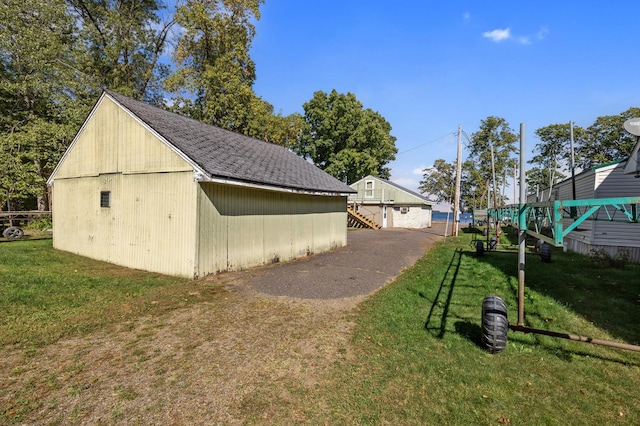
[105, 90, 355, 195]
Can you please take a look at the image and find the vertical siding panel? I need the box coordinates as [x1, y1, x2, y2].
[226, 186, 265, 270]
[115, 172, 197, 277]
[193, 183, 347, 276]
[53, 172, 197, 277]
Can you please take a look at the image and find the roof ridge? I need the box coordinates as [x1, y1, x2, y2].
[104, 90, 355, 195]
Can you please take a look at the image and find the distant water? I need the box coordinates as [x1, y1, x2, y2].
[432, 211, 473, 223]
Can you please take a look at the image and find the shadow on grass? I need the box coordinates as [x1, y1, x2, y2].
[423, 248, 461, 338]
[422, 248, 488, 348]
[461, 226, 483, 235]
[454, 321, 481, 347]
[467, 243, 640, 347]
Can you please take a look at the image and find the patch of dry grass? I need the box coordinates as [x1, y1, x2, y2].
[2, 274, 358, 424]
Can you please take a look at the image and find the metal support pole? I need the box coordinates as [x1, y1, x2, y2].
[453, 125, 462, 237]
[509, 325, 640, 352]
[518, 123, 526, 326]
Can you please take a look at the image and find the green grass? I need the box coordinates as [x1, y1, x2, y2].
[311, 228, 640, 425]
[0, 239, 220, 348]
[3, 231, 640, 424]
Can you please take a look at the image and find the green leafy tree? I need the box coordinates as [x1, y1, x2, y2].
[243, 100, 304, 148]
[294, 89, 397, 184]
[1, 0, 174, 209]
[526, 123, 583, 195]
[68, 0, 175, 102]
[419, 159, 455, 205]
[0, 0, 81, 210]
[466, 116, 518, 208]
[166, 0, 265, 133]
[578, 107, 640, 169]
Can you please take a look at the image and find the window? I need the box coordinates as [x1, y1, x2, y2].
[365, 180, 374, 198]
[100, 191, 111, 208]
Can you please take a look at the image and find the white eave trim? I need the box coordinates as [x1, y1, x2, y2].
[195, 173, 352, 197]
[48, 92, 353, 198]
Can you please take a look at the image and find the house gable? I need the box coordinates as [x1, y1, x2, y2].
[349, 175, 432, 205]
[52, 95, 193, 180]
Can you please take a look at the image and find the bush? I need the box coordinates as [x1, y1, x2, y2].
[25, 218, 53, 232]
[589, 248, 631, 269]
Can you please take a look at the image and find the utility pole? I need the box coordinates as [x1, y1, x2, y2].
[453, 125, 462, 236]
[513, 163, 517, 205]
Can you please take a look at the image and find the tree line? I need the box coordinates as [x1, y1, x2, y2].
[0, 0, 396, 210]
[419, 108, 640, 211]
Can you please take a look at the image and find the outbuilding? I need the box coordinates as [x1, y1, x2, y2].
[348, 175, 433, 228]
[47, 91, 355, 278]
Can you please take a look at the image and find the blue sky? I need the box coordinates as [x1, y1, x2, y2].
[249, 1, 640, 202]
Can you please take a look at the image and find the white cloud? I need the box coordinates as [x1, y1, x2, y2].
[462, 12, 471, 22]
[412, 167, 426, 176]
[482, 28, 511, 42]
[483, 26, 549, 45]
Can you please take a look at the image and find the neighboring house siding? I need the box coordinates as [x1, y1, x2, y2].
[392, 206, 431, 228]
[591, 163, 640, 248]
[349, 175, 432, 229]
[548, 162, 640, 261]
[195, 183, 347, 277]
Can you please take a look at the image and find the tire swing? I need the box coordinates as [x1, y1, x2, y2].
[475, 240, 484, 256]
[481, 295, 508, 353]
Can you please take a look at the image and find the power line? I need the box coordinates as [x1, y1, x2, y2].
[397, 132, 457, 155]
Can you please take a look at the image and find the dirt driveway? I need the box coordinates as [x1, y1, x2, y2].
[221, 223, 448, 303]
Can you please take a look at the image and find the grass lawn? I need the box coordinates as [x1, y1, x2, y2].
[0, 238, 212, 348]
[313, 227, 640, 425]
[2, 229, 640, 424]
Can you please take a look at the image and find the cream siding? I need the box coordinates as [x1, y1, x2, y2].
[51, 93, 351, 278]
[195, 183, 347, 277]
[53, 171, 198, 277]
[54, 97, 192, 179]
[51, 96, 200, 277]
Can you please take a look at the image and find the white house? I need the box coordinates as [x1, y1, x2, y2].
[348, 175, 433, 229]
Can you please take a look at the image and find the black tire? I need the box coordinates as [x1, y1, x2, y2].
[3, 226, 24, 240]
[482, 227, 488, 236]
[489, 237, 497, 251]
[540, 243, 551, 262]
[481, 295, 508, 353]
[476, 240, 484, 256]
